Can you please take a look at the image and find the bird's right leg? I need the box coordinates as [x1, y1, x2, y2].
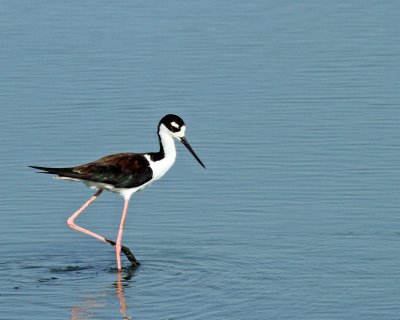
[66, 189, 107, 243]
[66, 189, 139, 266]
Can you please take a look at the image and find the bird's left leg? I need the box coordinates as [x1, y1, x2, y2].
[105, 239, 140, 267]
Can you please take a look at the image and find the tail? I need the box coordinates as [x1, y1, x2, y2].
[29, 165, 76, 176]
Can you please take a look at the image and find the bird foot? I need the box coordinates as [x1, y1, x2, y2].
[105, 238, 141, 267]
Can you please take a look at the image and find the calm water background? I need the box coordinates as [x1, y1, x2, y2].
[1, 1, 400, 319]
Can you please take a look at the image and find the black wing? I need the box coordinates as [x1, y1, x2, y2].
[30, 153, 153, 188]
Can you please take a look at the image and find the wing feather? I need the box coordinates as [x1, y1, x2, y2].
[30, 153, 153, 188]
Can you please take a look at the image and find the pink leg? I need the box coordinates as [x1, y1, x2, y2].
[66, 189, 109, 244]
[115, 199, 130, 271]
[66, 190, 139, 269]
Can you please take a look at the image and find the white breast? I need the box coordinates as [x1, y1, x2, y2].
[146, 154, 175, 182]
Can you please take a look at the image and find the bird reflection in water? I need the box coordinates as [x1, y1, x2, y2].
[116, 270, 131, 319]
[70, 267, 136, 320]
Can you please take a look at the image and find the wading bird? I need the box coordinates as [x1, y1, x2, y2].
[30, 114, 205, 271]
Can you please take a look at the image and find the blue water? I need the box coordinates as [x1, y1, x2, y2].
[1, 1, 400, 319]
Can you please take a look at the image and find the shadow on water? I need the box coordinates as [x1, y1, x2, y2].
[70, 266, 137, 320]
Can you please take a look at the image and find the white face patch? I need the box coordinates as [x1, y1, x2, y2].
[171, 121, 180, 129]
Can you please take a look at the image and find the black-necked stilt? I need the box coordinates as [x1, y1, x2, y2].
[30, 114, 205, 271]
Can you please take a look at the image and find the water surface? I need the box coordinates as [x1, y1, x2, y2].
[1, 1, 400, 319]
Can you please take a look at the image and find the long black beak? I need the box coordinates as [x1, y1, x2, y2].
[180, 137, 206, 169]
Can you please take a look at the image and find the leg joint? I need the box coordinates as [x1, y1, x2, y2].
[66, 217, 75, 229]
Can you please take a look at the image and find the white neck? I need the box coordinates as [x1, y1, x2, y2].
[146, 127, 177, 181]
[159, 129, 177, 160]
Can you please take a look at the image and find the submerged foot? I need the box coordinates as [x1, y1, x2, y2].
[105, 238, 141, 267]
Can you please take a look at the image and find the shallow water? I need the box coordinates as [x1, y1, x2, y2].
[1, 1, 400, 319]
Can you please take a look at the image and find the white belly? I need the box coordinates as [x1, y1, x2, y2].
[56, 176, 152, 200]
